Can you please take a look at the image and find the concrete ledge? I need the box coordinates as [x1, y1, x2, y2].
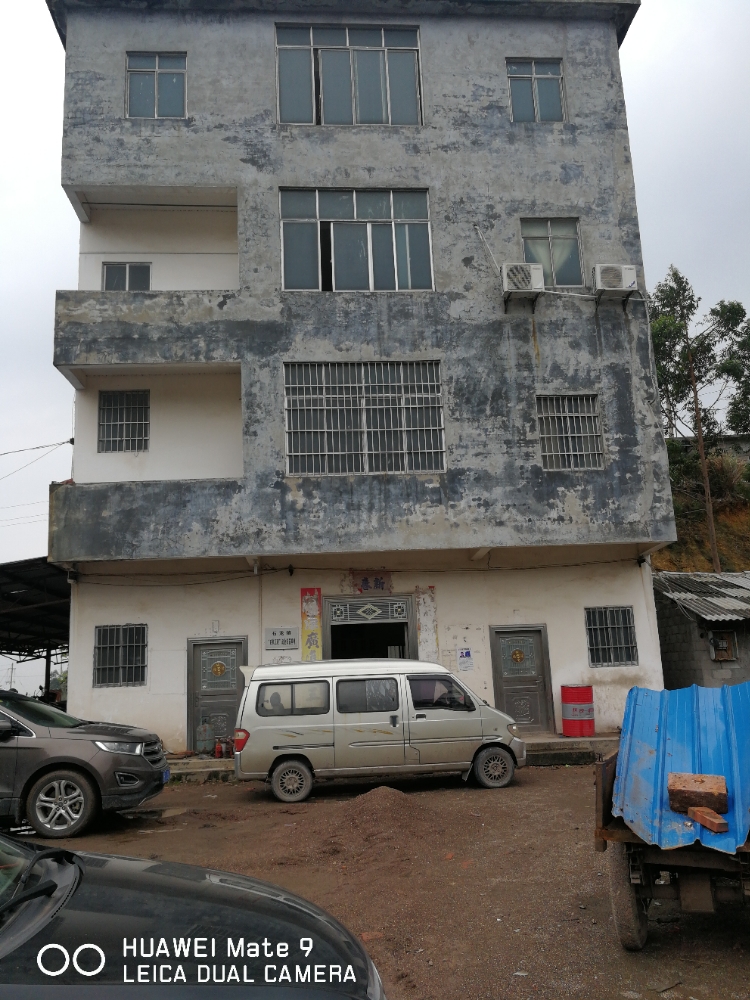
[525, 734, 620, 766]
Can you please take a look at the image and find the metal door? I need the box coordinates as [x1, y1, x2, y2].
[405, 674, 483, 765]
[489, 628, 551, 732]
[190, 643, 244, 751]
[333, 674, 405, 771]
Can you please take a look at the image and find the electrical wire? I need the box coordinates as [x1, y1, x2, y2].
[0, 440, 72, 459]
[0, 443, 67, 484]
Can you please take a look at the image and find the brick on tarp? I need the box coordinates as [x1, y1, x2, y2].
[687, 806, 730, 834]
[667, 772, 728, 814]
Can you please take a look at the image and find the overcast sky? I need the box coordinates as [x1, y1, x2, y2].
[1, 0, 749, 686]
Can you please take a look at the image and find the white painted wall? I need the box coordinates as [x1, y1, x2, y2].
[78, 208, 239, 290]
[73, 373, 243, 483]
[67, 559, 663, 750]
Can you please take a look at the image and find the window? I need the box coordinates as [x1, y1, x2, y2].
[127, 52, 186, 118]
[276, 25, 421, 125]
[337, 677, 399, 714]
[281, 189, 432, 291]
[536, 395, 603, 470]
[98, 390, 150, 453]
[103, 263, 151, 291]
[94, 625, 147, 686]
[284, 361, 445, 475]
[585, 607, 638, 666]
[408, 676, 475, 712]
[256, 681, 330, 716]
[507, 59, 564, 122]
[522, 219, 582, 286]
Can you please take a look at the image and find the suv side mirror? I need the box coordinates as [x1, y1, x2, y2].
[0, 718, 15, 741]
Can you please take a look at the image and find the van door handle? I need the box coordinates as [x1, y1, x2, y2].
[415, 713, 426, 720]
[390, 715, 399, 727]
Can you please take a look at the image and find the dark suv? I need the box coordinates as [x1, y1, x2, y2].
[0, 692, 168, 838]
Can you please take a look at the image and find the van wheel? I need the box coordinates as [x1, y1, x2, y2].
[271, 760, 313, 803]
[26, 770, 97, 838]
[473, 746, 515, 788]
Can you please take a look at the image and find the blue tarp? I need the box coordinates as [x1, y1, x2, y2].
[612, 681, 750, 854]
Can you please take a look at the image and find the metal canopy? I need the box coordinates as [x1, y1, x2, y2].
[653, 571, 750, 623]
[0, 557, 71, 659]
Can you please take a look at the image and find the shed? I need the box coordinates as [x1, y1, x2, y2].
[653, 571, 750, 689]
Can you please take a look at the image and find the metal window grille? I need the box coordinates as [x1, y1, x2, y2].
[284, 361, 445, 475]
[93, 625, 148, 686]
[585, 607, 638, 666]
[536, 395, 603, 470]
[98, 391, 150, 453]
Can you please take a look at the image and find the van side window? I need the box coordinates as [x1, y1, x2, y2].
[337, 678, 399, 714]
[408, 676, 475, 712]
[257, 681, 330, 717]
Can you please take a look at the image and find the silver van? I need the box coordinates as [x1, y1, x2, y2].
[233, 660, 526, 802]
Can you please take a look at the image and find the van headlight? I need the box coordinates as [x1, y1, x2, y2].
[95, 741, 144, 755]
[507, 724, 520, 738]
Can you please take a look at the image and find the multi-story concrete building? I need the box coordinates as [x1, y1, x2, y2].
[46, 0, 675, 751]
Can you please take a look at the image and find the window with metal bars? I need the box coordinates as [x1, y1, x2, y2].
[585, 607, 638, 666]
[284, 361, 445, 475]
[98, 391, 150, 453]
[536, 395, 604, 470]
[93, 625, 148, 686]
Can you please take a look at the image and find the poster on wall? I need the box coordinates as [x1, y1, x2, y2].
[300, 588, 322, 661]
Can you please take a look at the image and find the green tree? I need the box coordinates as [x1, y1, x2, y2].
[649, 267, 748, 572]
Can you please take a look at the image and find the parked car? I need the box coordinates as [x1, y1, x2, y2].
[0, 832, 385, 997]
[0, 692, 168, 838]
[234, 659, 526, 802]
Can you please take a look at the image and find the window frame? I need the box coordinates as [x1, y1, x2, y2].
[102, 262, 152, 291]
[275, 25, 423, 126]
[93, 624, 148, 688]
[256, 680, 331, 717]
[507, 58, 566, 124]
[280, 188, 434, 292]
[125, 52, 187, 120]
[283, 361, 446, 476]
[97, 389, 151, 454]
[335, 676, 400, 714]
[521, 218, 584, 288]
[584, 606, 638, 667]
[536, 394, 605, 471]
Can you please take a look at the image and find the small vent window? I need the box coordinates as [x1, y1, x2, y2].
[585, 607, 638, 666]
[536, 395, 604, 470]
[94, 625, 148, 686]
[284, 361, 445, 475]
[98, 391, 150, 453]
[103, 263, 151, 291]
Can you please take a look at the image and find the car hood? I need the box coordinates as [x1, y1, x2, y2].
[1, 851, 371, 995]
[48, 722, 160, 742]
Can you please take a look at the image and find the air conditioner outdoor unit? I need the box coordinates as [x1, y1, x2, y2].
[501, 263, 545, 299]
[592, 264, 638, 298]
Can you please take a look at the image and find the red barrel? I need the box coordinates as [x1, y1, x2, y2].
[561, 685, 595, 737]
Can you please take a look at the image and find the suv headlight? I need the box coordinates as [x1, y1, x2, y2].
[94, 741, 144, 755]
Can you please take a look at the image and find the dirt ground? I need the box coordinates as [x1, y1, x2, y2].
[36, 766, 750, 1000]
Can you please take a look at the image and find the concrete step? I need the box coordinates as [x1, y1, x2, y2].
[166, 756, 234, 782]
[524, 733, 620, 766]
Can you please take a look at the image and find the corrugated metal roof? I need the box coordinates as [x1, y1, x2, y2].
[612, 682, 750, 854]
[653, 571, 750, 622]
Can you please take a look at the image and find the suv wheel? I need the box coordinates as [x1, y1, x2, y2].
[473, 746, 515, 788]
[26, 770, 97, 838]
[271, 759, 313, 803]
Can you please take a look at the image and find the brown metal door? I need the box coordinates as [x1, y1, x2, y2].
[190, 643, 244, 751]
[489, 629, 550, 732]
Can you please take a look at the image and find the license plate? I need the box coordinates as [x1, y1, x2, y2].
[162, 768, 171, 783]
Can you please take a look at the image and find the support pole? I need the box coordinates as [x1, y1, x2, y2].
[44, 644, 51, 699]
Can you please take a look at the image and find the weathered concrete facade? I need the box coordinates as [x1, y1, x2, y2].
[47, 0, 674, 746]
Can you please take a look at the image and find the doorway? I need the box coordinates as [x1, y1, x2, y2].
[323, 596, 418, 660]
[187, 638, 247, 751]
[489, 626, 554, 733]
